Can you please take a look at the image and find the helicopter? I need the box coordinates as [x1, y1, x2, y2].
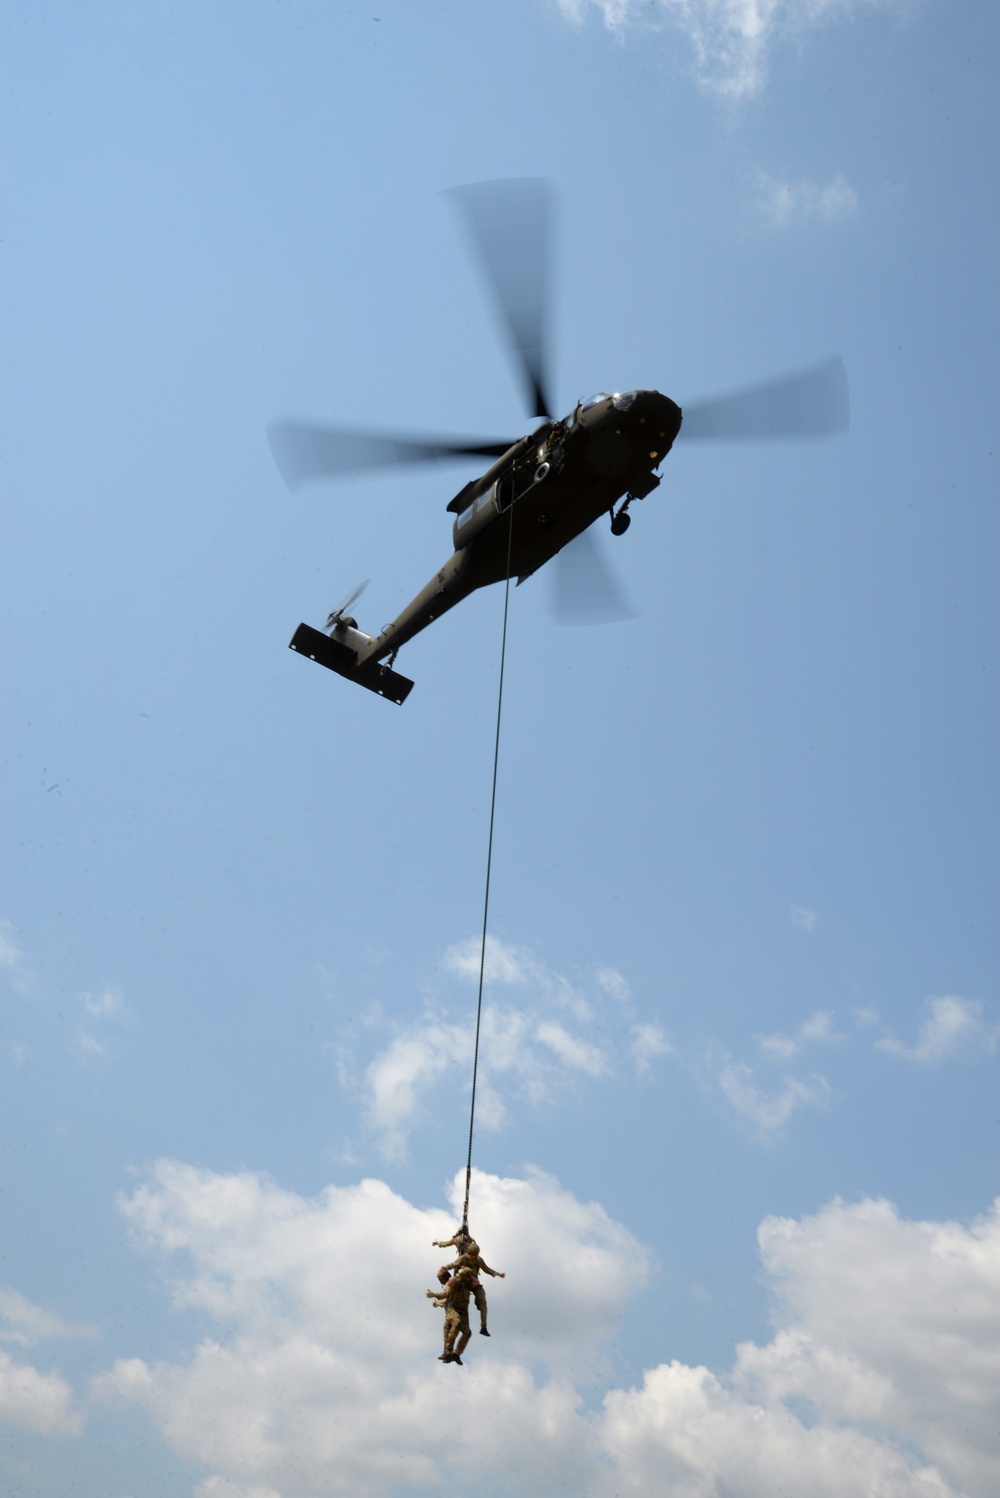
[268, 179, 849, 705]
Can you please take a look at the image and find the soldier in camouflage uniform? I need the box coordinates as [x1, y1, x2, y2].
[427, 1264, 474, 1364]
[439, 1239, 505, 1336]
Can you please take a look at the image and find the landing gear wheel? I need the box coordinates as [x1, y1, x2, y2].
[610, 511, 631, 536]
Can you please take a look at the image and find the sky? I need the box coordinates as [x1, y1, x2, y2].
[1, 1, 998, 1494]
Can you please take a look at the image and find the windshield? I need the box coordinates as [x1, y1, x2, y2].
[581, 393, 608, 411]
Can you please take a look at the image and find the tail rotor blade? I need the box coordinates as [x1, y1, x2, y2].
[327, 579, 368, 626]
[448, 178, 555, 421]
[681, 356, 850, 441]
[267, 421, 514, 491]
[550, 528, 637, 626]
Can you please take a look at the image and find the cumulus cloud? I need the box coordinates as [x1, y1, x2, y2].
[357, 937, 671, 1159]
[96, 1161, 1000, 1497]
[0, 1348, 81, 1436]
[98, 1161, 646, 1494]
[751, 170, 860, 228]
[743, 1195, 1000, 1497]
[875, 995, 1000, 1065]
[717, 1056, 831, 1133]
[551, 0, 909, 100]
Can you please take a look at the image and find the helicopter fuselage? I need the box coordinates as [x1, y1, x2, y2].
[339, 388, 682, 669]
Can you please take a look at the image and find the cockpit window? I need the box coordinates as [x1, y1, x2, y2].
[612, 390, 637, 411]
[581, 393, 608, 412]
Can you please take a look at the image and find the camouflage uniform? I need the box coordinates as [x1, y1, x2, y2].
[441, 1241, 505, 1335]
[433, 1227, 472, 1286]
[427, 1267, 473, 1362]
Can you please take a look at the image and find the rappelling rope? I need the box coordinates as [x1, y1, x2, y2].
[461, 502, 516, 1234]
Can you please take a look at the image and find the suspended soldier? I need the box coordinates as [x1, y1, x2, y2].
[427, 1265, 475, 1365]
[439, 1239, 505, 1336]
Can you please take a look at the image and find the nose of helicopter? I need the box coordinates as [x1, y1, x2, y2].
[617, 388, 683, 458]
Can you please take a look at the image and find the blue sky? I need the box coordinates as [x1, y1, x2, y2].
[1, 2, 998, 1495]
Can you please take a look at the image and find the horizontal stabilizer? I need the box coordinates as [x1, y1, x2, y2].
[289, 623, 414, 705]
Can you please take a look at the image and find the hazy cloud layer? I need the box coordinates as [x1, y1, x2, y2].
[94, 1163, 1000, 1496]
[354, 936, 673, 1159]
[552, 0, 909, 99]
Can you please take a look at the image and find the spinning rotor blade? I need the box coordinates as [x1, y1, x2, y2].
[448, 178, 554, 421]
[550, 529, 637, 626]
[681, 357, 850, 441]
[327, 579, 368, 625]
[267, 421, 514, 491]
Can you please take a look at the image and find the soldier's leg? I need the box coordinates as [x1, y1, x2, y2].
[442, 1307, 459, 1355]
[454, 1311, 471, 1357]
[473, 1282, 489, 1333]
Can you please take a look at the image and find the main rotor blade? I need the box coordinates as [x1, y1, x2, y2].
[267, 421, 514, 491]
[681, 357, 850, 441]
[550, 528, 637, 626]
[448, 178, 554, 421]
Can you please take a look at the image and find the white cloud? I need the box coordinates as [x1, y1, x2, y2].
[717, 1056, 831, 1133]
[758, 1009, 840, 1060]
[0, 1288, 93, 1349]
[357, 937, 671, 1158]
[0, 918, 33, 995]
[83, 984, 126, 1019]
[195, 1481, 283, 1498]
[876, 995, 1000, 1065]
[596, 966, 631, 1004]
[790, 903, 819, 931]
[536, 1020, 608, 1076]
[752, 170, 860, 228]
[743, 1195, 1000, 1498]
[96, 1162, 1000, 1497]
[443, 933, 534, 986]
[551, 0, 909, 100]
[630, 1021, 675, 1074]
[0, 1348, 81, 1436]
[75, 983, 131, 1062]
[0, 922, 25, 973]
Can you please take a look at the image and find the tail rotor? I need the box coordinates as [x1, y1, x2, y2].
[326, 580, 368, 631]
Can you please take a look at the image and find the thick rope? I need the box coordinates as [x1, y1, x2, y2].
[462, 504, 516, 1234]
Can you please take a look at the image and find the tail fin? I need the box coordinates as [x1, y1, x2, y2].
[289, 623, 414, 705]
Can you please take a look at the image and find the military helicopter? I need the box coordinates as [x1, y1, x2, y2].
[268, 180, 849, 705]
